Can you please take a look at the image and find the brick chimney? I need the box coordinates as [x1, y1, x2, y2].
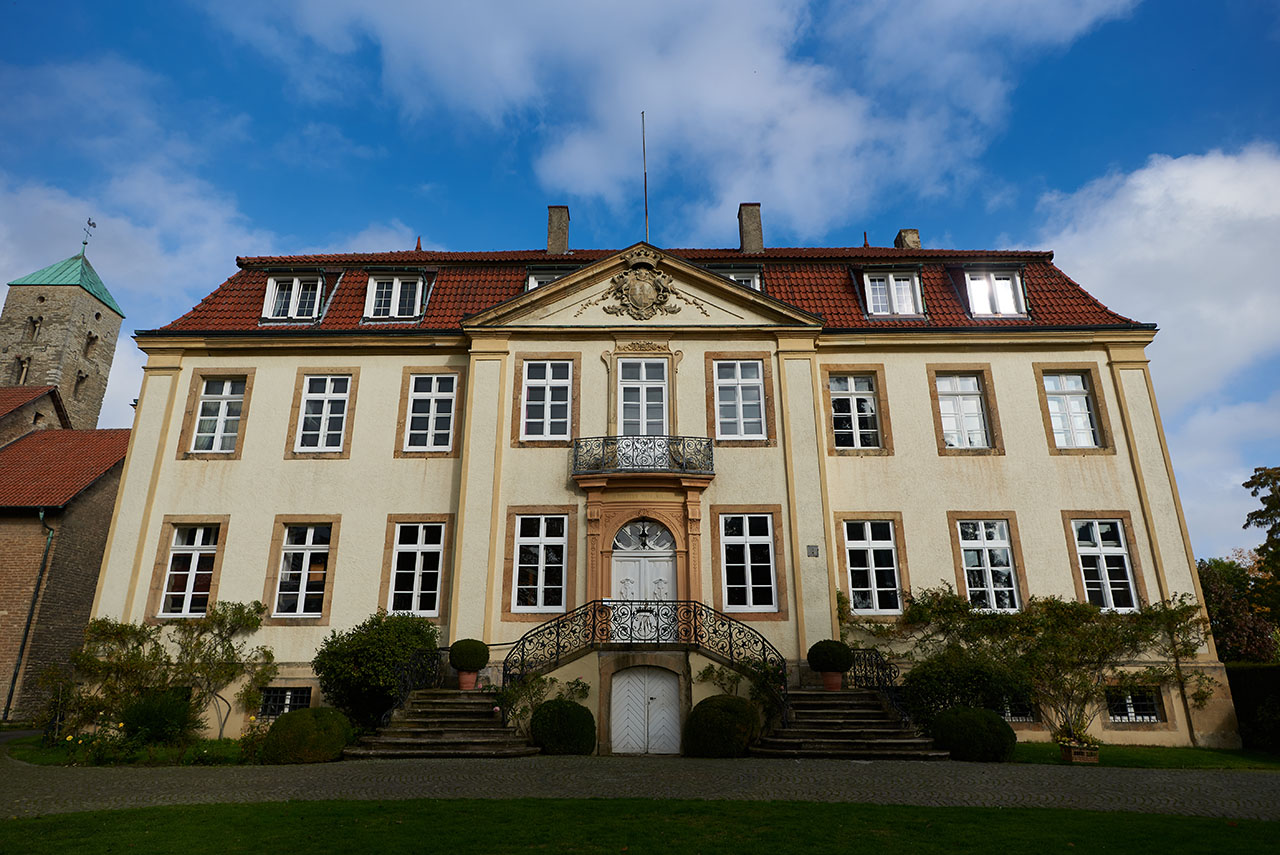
[894, 228, 921, 250]
[738, 203, 763, 254]
[547, 205, 570, 255]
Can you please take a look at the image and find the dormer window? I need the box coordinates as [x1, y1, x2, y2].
[965, 270, 1025, 317]
[708, 266, 762, 291]
[525, 266, 579, 291]
[264, 274, 323, 320]
[863, 271, 922, 315]
[364, 275, 424, 319]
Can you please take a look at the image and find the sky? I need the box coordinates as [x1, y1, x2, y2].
[0, 0, 1277, 560]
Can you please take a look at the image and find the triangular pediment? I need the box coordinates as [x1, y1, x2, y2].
[462, 243, 821, 330]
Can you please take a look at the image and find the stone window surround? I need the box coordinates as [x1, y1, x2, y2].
[1102, 682, 1177, 733]
[926, 364, 1005, 457]
[945, 511, 1030, 610]
[702, 352, 777, 448]
[175, 368, 257, 461]
[510, 353, 582, 448]
[500, 504, 579, 622]
[819, 364, 894, 457]
[708, 504, 788, 621]
[377, 513, 455, 624]
[834, 510, 911, 622]
[260, 514, 342, 627]
[1032, 362, 1116, 456]
[283, 368, 361, 460]
[1059, 510, 1150, 610]
[144, 514, 231, 625]
[393, 365, 466, 459]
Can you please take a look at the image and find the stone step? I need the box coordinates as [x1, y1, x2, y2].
[360, 733, 527, 748]
[778, 725, 915, 739]
[788, 712, 898, 726]
[757, 735, 936, 751]
[345, 744, 540, 759]
[788, 689, 881, 699]
[750, 745, 949, 761]
[386, 716, 506, 728]
[402, 702, 503, 715]
[788, 700, 886, 713]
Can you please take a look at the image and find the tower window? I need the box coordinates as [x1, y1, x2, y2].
[26, 316, 41, 341]
[85, 333, 99, 358]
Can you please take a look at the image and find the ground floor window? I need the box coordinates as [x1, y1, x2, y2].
[1105, 688, 1162, 723]
[259, 686, 312, 719]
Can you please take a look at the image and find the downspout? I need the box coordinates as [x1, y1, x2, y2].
[3, 508, 56, 720]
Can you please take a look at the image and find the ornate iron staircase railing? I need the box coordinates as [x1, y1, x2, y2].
[847, 648, 911, 725]
[502, 599, 787, 714]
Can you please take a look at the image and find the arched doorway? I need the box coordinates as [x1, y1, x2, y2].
[611, 666, 681, 754]
[609, 518, 678, 643]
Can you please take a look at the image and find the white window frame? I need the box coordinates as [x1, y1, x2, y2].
[389, 522, 446, 617]
[512, 514, 568, 613]
[526, 272, 560, 291]
[1043, 373, 1100, 448]
[294, 375, 351, 452]
[190, 378, 245, 453]
[713, 360, 766, 440]
[617, 358, 669, 436]
[273, 524, 331, 618]
[956, 519, 1019, 612]
[363, 275, 424, 319]
[828, 374, 881, 449]
[1072, 519, 1138, 612]
[159, 524, 220, 617]
[719, 513, 778, 613]
[403, 374, 456, 452]
[710, 267, 762, 291]
[263, 274, 323, 320]
[520, 360, 573, 441]
[965, 270, 1025, 317]
[843, 519, 902, 614]
[260, 686, 312, 719]
[1106, 688, 1162, 723]
[863, 271, 922, 315]
[936, 374, 990, 449]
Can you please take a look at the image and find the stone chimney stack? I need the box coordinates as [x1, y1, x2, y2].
[894, 228, 921, 250]
[547, 205, 570, 255]
[738, 203, 763, 254]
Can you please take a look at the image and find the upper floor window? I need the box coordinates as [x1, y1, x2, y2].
[719, 513, 777, 612]
[264, 274, 323, 320]
[296, 375, 350, 452]
[1043, 373, 1099, 448]
[828, 374, 881, 449]
[935, 374, 990, 449]
[1072, 519, 1138, 612]
[404, 374, 456, 452]
[619, 359, 668, 436]
[713, 360, 765, 440]
[159, 524, 220, 617]
[364, 275, 424, 319]
[864, 271, 922, 315]
[965, 270, 1025, 317]
[520, 360, 572, 441]
[191, 378, 245, 453]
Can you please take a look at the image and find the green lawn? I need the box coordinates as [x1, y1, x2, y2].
[0, 799, 1271, 854]
[6, 735, 244, 767]
[1013, 741, 1280, 770]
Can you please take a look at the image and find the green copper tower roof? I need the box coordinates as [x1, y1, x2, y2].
[7, 251, 124, 317]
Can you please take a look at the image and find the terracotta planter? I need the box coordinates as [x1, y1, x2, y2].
[1059, 744, 1099, 764]
[458, 670, 478, 690]
[820, 671, 843, 691]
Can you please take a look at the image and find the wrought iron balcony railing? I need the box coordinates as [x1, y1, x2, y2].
[572, 435, 714, 476]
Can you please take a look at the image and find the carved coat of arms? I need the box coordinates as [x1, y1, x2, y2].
[575, 247, 710, 320]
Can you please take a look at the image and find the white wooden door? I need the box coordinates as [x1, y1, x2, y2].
[611, 667, 681, 754]
[611, 552, 677, 642]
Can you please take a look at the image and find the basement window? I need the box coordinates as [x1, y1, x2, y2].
[260, 687, 312, 719]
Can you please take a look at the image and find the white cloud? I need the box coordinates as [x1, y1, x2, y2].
[196, 0, 1135, 242]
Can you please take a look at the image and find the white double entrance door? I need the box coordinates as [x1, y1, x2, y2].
[610, 550, 677, 643]
[611, 666, 681, 754]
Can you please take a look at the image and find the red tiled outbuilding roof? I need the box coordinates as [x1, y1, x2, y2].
[0, 386, 57, 419]
[149, 245, 1142, 335]
[0, 429, 130, 508]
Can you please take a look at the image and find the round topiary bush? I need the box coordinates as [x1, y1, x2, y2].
[929, 706, 1016, 762]
[683, 694, 758, 757]
[449, 638, 490, 672]
[806, 640, 854, 673]
[530, 698, 595, 755]
[259, 707, 355, 764]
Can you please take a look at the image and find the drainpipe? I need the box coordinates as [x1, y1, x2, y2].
[3, 508, 56, 721]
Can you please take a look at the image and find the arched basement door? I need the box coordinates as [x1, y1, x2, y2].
[611, 666, 681, 754]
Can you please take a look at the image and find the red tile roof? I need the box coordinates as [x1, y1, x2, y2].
[0, 386, 57, 419]
[151, 245, 1141, 335]
[0, 429, 130, 508]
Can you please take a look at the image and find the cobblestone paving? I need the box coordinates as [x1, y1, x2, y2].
[3, 735, 1277, 820]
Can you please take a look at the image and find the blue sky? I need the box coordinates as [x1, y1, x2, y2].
[1, 0, 1277, 559]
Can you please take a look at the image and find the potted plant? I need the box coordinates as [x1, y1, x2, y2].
[807, 640, 854, 691]
[1055, 730, 1102, 764]
[449, 638, 489, 690]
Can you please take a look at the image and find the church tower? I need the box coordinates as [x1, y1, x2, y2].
[0, 250, 124, 429]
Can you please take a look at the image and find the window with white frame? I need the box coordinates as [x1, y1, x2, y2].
[404, 374, 456, 451]
[714, 360, 765, 439]
[295, 375, 350, 452]
[364, 275, 424, 319]
[720, 514, 777, 611]
[708, 267, 762, 291]
[191, 378, 245, 453]
[264, 274, 323, 320]
[260, 687, 312, 719]
[390, 522, 445, 616]
[1043, 373, 1100, 448]
[936, 374, 990, 449]
[965, 270, 1025, 316]
[828, 374, 881, 449]
[864, 271, 922, 315]
[844, 520, 901, 613]
[159, 524, 220, 617]
[1106, 688, 1162, 723]
[513, 515, 567, 612]
[274, 524, 331, 617]
[1001, 697, 1037, 723]
[957, 520, 1019, 611]
[1072, 519, 1138, 611]
[520, 361, 572, 440]
[618, 359, 668, 436]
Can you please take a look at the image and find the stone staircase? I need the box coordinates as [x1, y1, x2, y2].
[344, 689, 539, 759]
[751, 689, 948, 760]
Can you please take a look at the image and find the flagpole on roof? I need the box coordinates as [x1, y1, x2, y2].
[642, 112, 649, 244]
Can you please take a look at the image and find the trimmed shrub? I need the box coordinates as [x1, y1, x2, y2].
[530, 698, 595, 755]
[120, 687, 201, 745]
[806, 640, 854, 673]
[312, 612, 438, 729]
[930, 706, 1016, 762]
[901, 646, 1028, 731]
[683, 694, 758, 758]
[259, 707, 354, 764]
[449, 638, 490, 672]
[1225, 663, 1280, 754]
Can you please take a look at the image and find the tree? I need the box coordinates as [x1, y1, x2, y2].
[311, 611, 439, 728]
[1196, 558, 1278, 662]
[169, 601, 278, 738]
[1242, 466, 1280, 620]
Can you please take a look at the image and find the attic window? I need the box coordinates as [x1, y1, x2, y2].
[526, 266, 579, 291]
[364, 275, 425, 319]
[862, 271, 922, 316]
[263, 274, 324, 320]
[966, 270, 1026, 317]
[708, 266, 762, 291]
